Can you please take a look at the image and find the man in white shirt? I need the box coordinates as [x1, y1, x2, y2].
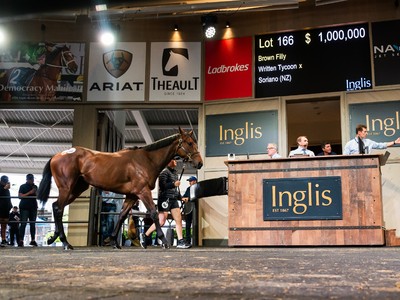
[266, 143, 282, 159]
[288, 136, 315, 157]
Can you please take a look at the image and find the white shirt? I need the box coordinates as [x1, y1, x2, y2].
[289, 146, 315, 157]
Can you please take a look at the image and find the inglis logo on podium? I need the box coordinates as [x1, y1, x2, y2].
[263, 176, 342, 221]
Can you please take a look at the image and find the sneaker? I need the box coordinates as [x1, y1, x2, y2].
[18, 241, 24, 247]
[139, 233, 147, 249]
[29, 241, 38, 247]
[1, 240, 7, 246]
[176, 239, 191, 249]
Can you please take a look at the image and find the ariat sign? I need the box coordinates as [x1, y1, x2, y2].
[87, 42, 146, 101]
[263, 177, 342, 221]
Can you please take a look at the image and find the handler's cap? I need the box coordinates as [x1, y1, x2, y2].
[26, 174, 34, 180]
[187, 176, 197, 182]
[1, 175, 9, 183]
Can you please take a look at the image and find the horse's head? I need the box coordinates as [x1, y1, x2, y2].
[60, 45, 78, 74]
[176, 127, 203, 169]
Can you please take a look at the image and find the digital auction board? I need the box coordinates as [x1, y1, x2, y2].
[255, 23, 372, 98]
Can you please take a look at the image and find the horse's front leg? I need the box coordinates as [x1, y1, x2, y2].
[109, 198, 136, 249]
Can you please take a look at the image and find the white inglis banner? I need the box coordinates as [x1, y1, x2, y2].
[87, 42, 146, 101]
[149, 42, 201, 101]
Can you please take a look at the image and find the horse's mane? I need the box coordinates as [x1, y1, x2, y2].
[126, 133, 180, 152]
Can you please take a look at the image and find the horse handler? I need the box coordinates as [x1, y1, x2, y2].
[140, 159, 191, 249]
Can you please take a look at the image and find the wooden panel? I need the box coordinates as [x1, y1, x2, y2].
[226, 155, 385, 246]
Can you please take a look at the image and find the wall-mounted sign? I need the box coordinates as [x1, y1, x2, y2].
[0, 42, 85, 101]
[206, 110, 278, 157]
[149, 42, 201, 101]
[372, 19, 400, 86]
[205, 37, 252, 101]
[255, 23, 372, 97]
[263, 176, 342, 221]
[349, 101, 400, 142]
[87, 42, 146, 101]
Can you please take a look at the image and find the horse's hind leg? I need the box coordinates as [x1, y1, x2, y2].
[52, 179, 89, 250]
[109, 197, 137, 249]
[49, 200, 74, 250]
[47, 201, 62, 245]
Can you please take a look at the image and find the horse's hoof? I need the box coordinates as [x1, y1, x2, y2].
[113, 244, 121, 249]
[162, 243, 170, 249]
[64, 244, 74, 250]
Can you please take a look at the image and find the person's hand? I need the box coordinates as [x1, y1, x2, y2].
[4, 182, 10, 190]
[182, 197, 189, 203]
[395, 137, 400, 145]
[174, 180, 181, 187]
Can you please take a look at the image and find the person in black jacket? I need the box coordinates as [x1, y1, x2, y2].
[8, 206, 21, 246]
[18, 174, 38, 247]
[0, 175, 13, 247]
[139, 159, 191, 249]
[181, 176, 197, 245]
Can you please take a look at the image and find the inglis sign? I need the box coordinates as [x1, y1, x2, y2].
[206, 110, 278, 156]
[263, 176, 343, 221]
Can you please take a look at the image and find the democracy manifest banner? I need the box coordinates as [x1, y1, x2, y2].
[0, 42, 85, 101]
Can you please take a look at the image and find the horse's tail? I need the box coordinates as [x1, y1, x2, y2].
[37, 158, 53, 205]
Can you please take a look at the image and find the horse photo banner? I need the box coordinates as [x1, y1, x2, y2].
[87, 42, 146, 101]
[0, 42, 85, 101]
[149, 42, 201, 101]
[205, 110, 278, 157]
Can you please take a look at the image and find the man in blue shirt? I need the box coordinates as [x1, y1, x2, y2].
[343, 124, 400, 155]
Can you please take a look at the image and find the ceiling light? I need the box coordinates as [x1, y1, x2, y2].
[96, 4, 108, 11]
[226, 22, 230, 28]
[174, 24, 178, 31]
[100, 31, 115, 45]
[201, 15, 218, 39]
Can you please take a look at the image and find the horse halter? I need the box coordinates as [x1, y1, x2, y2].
[176, 136, 200, 162]
[46, 50, 75, 69]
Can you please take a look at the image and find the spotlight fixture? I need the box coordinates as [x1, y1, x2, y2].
[201, 15, 218, 39]
[98, 23, 120, 46]
[225, 22, 230, 28]
[0, 28, 6, 45]
[100, 31, 115, 45]
[174, 24, 178, 31]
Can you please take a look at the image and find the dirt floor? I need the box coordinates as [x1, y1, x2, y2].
[0, 245, 399, 299]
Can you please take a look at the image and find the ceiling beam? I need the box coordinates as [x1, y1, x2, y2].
[130, 110, 154, 145]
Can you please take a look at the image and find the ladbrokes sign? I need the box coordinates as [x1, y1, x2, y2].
[263, 176, 342, 221]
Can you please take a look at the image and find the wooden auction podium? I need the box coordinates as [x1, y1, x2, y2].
[226, 155, 386, 246]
